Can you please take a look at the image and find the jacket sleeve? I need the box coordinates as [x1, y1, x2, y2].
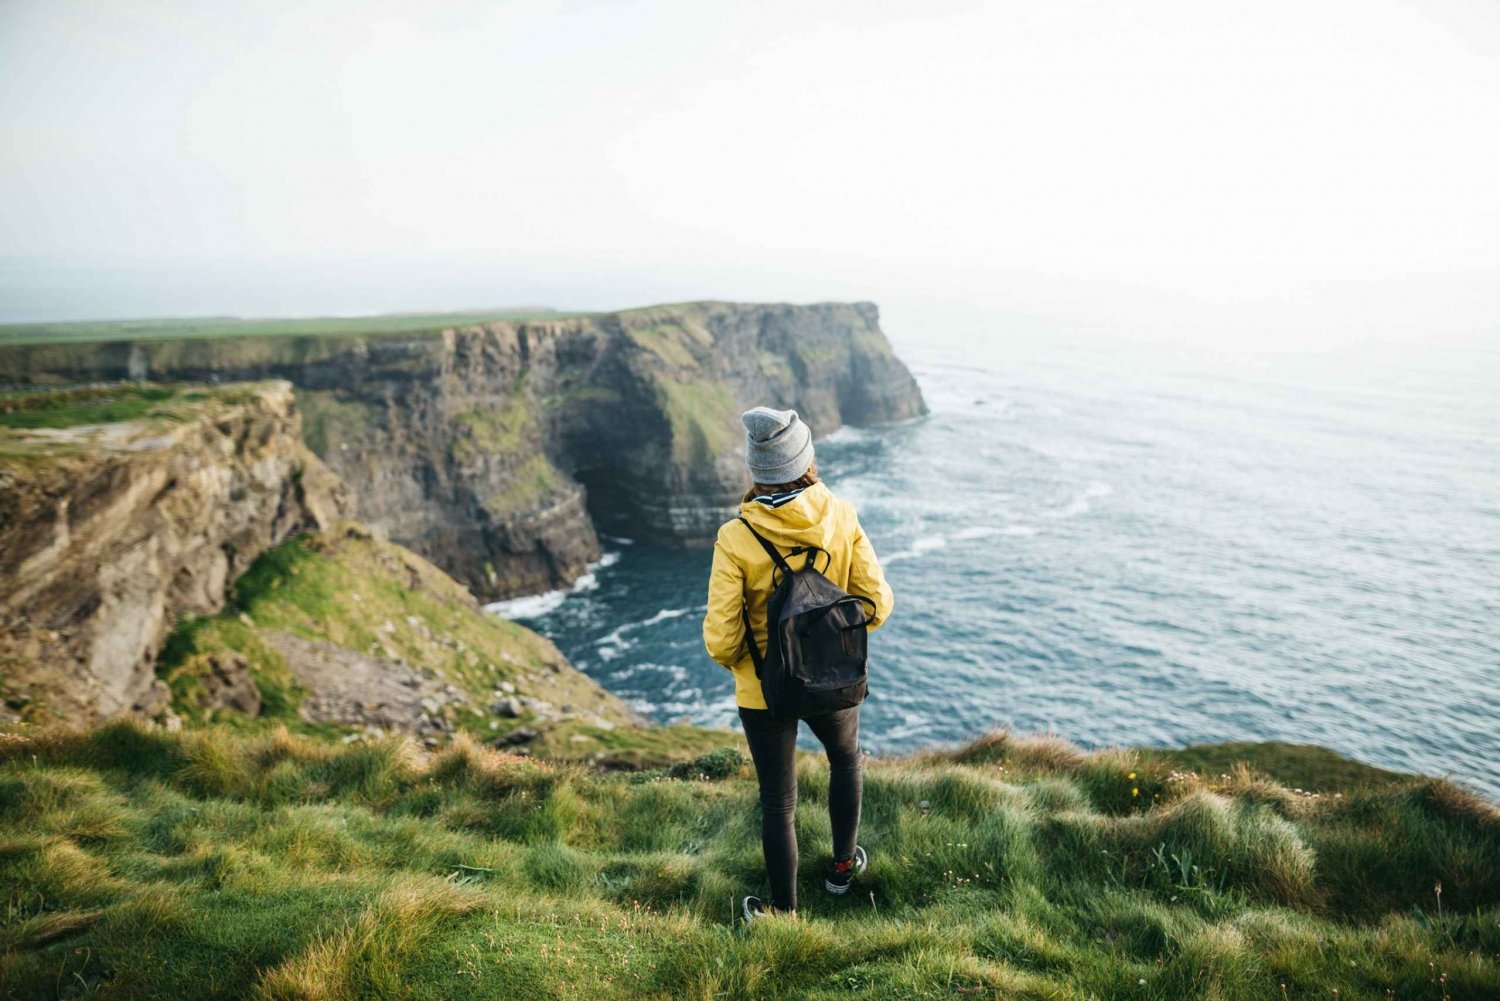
[702, 530, 746, 668]
[848, 514, 895, 630]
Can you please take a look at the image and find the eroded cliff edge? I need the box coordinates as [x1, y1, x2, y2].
[0, 382, 349, 719]
[1, 301, 927, 600]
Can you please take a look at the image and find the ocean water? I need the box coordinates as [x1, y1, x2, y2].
[493, 334, 1500, 798]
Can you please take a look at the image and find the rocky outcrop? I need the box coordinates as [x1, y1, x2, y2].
[0, 301, 927, 599]
[156, 521, 643, 741]
[0, 382, 349, 720]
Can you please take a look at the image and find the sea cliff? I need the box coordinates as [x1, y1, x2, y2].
[0, 302, 927, 599]
[0, 383, 348, 720]
[0, 382, 641, 743]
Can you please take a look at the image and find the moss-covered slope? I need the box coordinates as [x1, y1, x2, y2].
[156, 522, 643, 747]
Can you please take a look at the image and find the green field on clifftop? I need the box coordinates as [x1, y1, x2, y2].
[0, 310, 574, 347]
[2, 722, 1496, 1000]
[0, 301, 852, 348]
[0, 383, 268, 431]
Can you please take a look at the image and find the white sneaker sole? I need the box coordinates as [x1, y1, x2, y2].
[824, 846, 867, 895]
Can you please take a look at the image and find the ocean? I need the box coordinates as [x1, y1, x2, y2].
[490, 332, 1500, 798]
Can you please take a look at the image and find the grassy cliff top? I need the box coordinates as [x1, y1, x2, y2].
[0, 383, 297, 466]
[0, 301, 877, 348]
[1, 721, 1495, 999]
[0, 381, 287, 431]
[0, 310, 573, 347]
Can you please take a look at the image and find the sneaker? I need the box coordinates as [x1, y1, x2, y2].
[825, 845, 868, 895]
[742, 895, 769, 924]
[742, 895, 794, 923]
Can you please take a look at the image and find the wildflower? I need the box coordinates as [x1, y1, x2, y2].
[1132, 787, 1139, 797]
[1138, 979, 1146, 986]
[1128, 772, 1136, 780]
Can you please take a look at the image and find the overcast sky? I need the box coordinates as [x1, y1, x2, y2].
[2, 0, 1497, 343]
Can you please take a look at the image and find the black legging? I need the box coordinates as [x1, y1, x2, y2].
[738, 705, 863, 911]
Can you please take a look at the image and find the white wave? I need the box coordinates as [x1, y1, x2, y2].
[600, 534, 635, 546]
[610, 659, 694, 689]
[596, 638, 633, 662]
[594, 622, 633, 658]
[882, 534, 947, 565]
[596, 551, 621, 569]
[484, 565, 601, 621]
[638, 605, 695, 627]
[594, 604, 699, 658]
[920, 524, 1039, 547]
[1047, 481, 1114, 519]
[820, 424, 872, 444]
[485, 589, 570, 620]
[637, 662, 691, 687]
[882, 710, 933, 743]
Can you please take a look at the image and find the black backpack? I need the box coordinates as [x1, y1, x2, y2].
[737, 516, 875, 719]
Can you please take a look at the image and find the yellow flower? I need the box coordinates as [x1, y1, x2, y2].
[1127, 772, 1136, 780]
[1131, 787, 1139, 797]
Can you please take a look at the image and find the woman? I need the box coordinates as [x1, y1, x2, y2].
[703, 406, 894, 921]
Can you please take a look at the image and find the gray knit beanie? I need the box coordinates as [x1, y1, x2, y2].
[742, 406, 814, 484]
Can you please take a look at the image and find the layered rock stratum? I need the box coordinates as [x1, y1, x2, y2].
[0, 382, 348, 720]
[0, 302, 926, 599]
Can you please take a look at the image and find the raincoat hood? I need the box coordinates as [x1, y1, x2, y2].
[739, 482, 840, 553]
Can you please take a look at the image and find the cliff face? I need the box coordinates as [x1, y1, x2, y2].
[0, 383, 349, 720]
[0, 301, 926, 599]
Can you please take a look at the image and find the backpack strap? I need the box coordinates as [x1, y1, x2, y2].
[737, 517, 795, 575]
[738, 517, 826, 577]
[739, 601, 765, 679]
[736, 517, 785, 680]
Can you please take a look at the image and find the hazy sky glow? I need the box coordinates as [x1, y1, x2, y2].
[2, 0, 1498, 341]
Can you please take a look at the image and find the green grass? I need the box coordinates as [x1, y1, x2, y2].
[0, 384, 260, 430]
[656, 379, 738, 466]
[156, 524, 631, 739]
[449, 396, 538, 466]
[0, 310, 575, 347]
[483, 455, 566, 514]
[2, 723, 1495, 999]
[528, 723, 743, 771]
[624, 321, 710, 369]
[1148, 742, 1412, 793]
[295, 390, 379, 458]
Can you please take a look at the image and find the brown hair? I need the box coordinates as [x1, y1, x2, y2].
[747, 463, 820, 500]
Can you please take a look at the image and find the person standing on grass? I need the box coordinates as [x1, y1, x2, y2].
[703, 407, 894, 922]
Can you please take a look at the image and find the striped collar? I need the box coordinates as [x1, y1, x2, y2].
[750, 486, 808, 508]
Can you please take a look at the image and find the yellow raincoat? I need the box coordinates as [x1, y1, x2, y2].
[702, 482, 894, 709]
